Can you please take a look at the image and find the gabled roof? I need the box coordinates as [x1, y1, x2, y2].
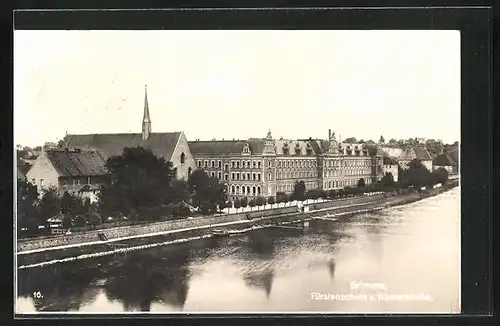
[399, 146, 433, 161]
[433, 153, 456, 166]
[64, 132, 182, 161]
[46, 150, 108, 177]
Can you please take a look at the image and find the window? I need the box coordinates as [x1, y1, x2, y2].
[231, 161, 235, 168]
[236, 173, 240, 180]
[218, 160, 222, 168]
[253, 173, 256, 181]
[258, 173, 261, 181]
[232, 173, 235, 180]
[243, 161, 246, 168]
[268, 161, 272, 168]
[188, 167, 192, 176]
[198, 160, 202, 168]
[236, 161, 240, 168]
[247, 173, 251, 180]
[218, 172, 222, 179]
[180, 152, 185, 164]
[242, 173, 246, 180]
[268, 173, 272, 181]
[225, 174, 229, 181]
[211, 172, 215, 178]
[204, 160, 208, 168]
[211, 160, 215, 168]
[225, 163, 229, 170]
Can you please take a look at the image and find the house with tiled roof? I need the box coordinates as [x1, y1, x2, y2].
[25, 149, 110, 202]
[433, 153, 457, 174]
[62, 86, 196, 180]
[397, 146, 433, 172]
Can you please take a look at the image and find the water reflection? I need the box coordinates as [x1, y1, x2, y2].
[16, 188, 460, 313]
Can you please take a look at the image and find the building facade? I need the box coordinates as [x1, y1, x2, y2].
[189, 130, 383, 201]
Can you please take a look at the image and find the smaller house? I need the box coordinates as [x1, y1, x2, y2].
[26, 149, 109, 202]
[382, 156, 399, 182]
[433, 153, 457, 174]
[397, 146, 433, 172]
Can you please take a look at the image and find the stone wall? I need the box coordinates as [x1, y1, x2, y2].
[18, 205, 309, 252]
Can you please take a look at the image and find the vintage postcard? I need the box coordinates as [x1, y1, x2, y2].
[14, 29, 460, 314]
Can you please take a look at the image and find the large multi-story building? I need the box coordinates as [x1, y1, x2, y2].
[189, 129, 383, 201]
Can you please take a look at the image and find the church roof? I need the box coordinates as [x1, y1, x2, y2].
[64, 132, 182, 161]
[46, 150, 108, 177]
[188, 139, 265, 155]
[433, 153, 456, 166]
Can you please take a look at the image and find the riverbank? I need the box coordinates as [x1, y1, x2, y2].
[16, 181, 458, 268]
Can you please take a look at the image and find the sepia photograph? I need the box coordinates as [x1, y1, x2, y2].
[14, 29, 460, 314]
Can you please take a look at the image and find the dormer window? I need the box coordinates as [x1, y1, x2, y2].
[295, 148, 301, 155]
[242, 143, 251, 155]
[306, 149, 313, 155]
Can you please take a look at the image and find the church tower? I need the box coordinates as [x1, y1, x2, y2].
[142, 85, 151, 140]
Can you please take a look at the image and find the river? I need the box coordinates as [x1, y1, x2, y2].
[16, 187, 460, 314]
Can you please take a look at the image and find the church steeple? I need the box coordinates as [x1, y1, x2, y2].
[142, 85, 151, 140]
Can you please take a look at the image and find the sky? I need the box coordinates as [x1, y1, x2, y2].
[14, 30, 460, 148]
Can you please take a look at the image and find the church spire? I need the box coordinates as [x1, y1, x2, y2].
[142, 85, 151, 140]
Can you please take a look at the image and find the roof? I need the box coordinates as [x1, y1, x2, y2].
[188, 140, 263, 155]
[46, 150, 108, 177]
[383, 156, 398, 165]
[64, 132, 181, 161]
[433, 153, 456, 166]
[399, 146, 433, 161]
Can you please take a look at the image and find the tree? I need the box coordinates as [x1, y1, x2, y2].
[276, 192, 287, 205]
[102, 147, 177, 219]
[379, 135, 385, 144]
[255, 196, 266, 209]
[248, 199, 256, 211]
[400, 159, 432, 190]
[17, 180, 39, 229]
[380, 172, 396, 189]
[357, 178, 366, 187]
[344, 137, 357, 143]
[267, 196, 275, 208]
[233, 198, 242, 212]
[38, 187, 60, 221]
[170, 179, 190, 204]
[328, 189, 338, 199]
[240, 197, 248, 208]
[431, 168, 449, 185]
[388, 138, 397, 145]
[292, 181, 306, 201]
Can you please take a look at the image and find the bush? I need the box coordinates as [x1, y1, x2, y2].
[248, 199, 256, 210]
[357, 178, 366, 187]
[276, 192, 287, 204]
[255, 196, 266, 207]
[267, 196, 275, 206]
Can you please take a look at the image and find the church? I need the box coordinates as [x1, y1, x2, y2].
[62, 86, 196, 180]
